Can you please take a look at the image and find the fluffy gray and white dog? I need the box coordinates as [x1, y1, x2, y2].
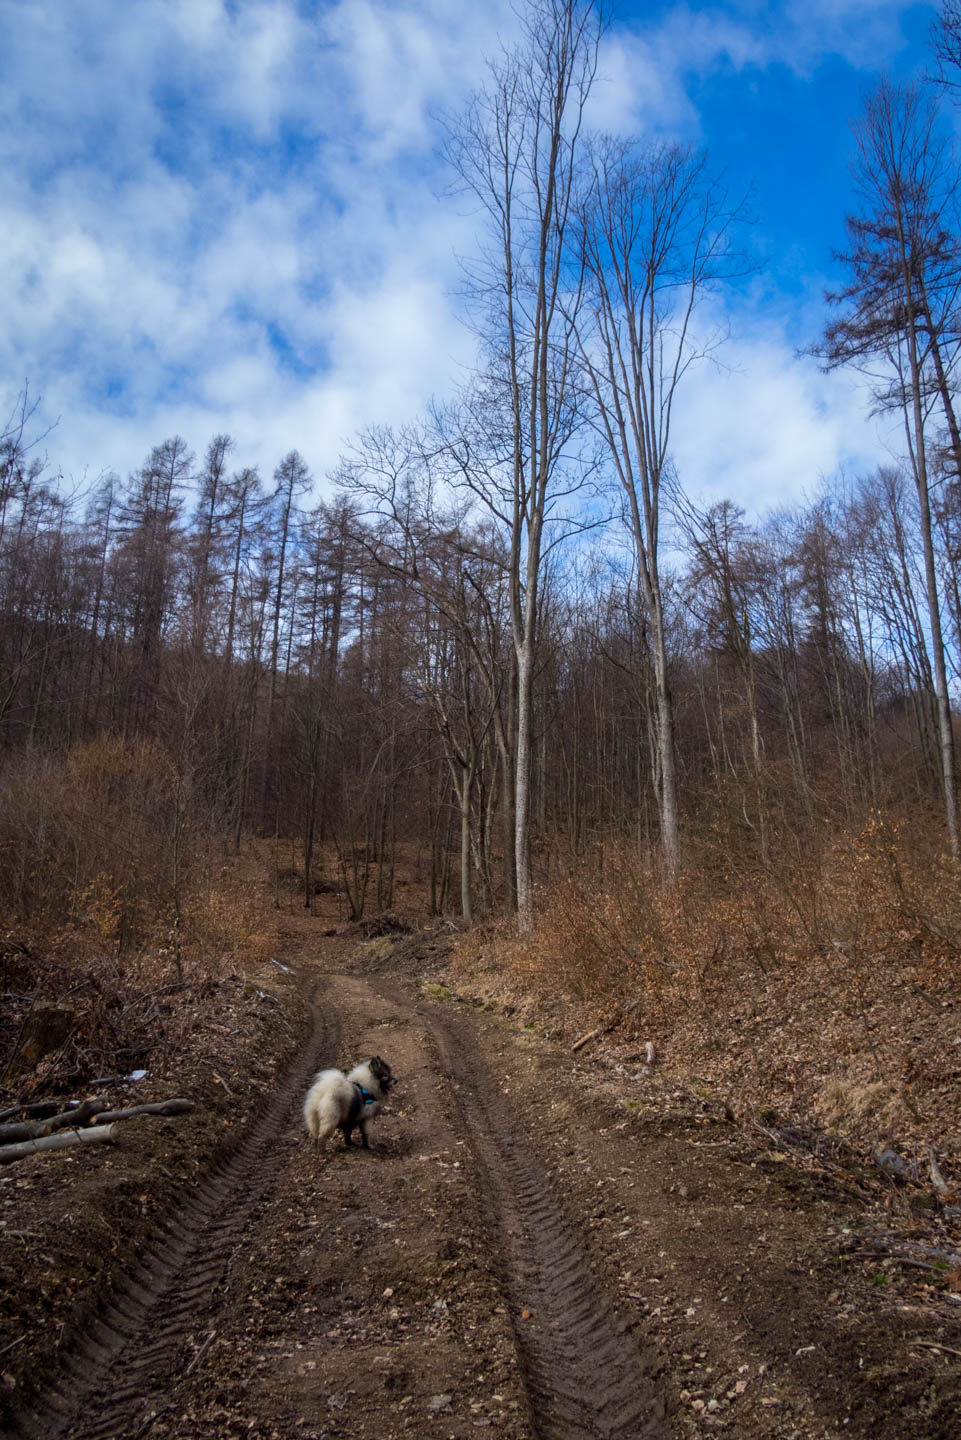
[303, 1056, 395, 1149]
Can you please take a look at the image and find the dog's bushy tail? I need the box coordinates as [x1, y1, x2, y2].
[304, 1068, 351, 1142]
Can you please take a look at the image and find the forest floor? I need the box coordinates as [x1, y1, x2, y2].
[1, 880, 960, 1439]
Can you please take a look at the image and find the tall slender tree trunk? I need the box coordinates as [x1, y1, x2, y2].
[514, 645, 535, 926]
[902, 302, 959, 855]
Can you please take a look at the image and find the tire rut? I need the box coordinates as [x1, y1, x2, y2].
[417, 997, 666, 1440]
[6, 976, 337, 1440]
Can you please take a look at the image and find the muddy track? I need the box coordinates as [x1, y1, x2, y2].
[411, 992, 666, 1440]
[6, 936, 960, 1440]
[11, 969, 667, 1440]
[9, 969, 669, 1440]
[6, 977, 337, 1440]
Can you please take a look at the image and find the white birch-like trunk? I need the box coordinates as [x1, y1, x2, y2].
[514, 646, 535, 929]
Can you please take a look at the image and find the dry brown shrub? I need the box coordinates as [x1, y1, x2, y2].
[0, 844, 280, 1098]
[814, 1078, 903, 1133]
[818, 813, 961, 978]
[493, 850, 771, 1020]
[451, 814, 961, 1149]
[180, 882, 276, 973]
[0, 735, 280, 972]
[0, 735, 183, 951]
[454, 849, 691, 1011]
[0, 742, 283, 1097]
[460, 816, 961, 1017]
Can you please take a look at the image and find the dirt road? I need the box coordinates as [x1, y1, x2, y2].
[3, 932, 959, 1439]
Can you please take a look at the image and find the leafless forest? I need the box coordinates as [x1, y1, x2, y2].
[3, 0, 961, 1095]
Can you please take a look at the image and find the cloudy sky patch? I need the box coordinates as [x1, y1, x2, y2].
[0, 0, 938, 504]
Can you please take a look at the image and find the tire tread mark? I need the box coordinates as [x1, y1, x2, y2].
[428, 1007, 666, 1440]
[5, 977, 335, 1440]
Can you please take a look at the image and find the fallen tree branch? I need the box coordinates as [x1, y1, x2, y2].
[0, 1099, 68, 1125]
[0, 1123, 117, 1164]
[915, 1340, 961, 1359]
[571, 1001, 641, 1053]
[751, 1118, 877, 1198]
[843, 1232, 961, 1274]
[0, 1099, 193, 1162]
[0, 1097, 108, 1145]
[93, 1099, 193, 1125]
[572, 1022, 612, 1054]
[185, 1329, 217, 1376]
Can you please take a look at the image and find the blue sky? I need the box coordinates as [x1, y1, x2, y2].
[676, 2, 936, 302]
[0, 0, 944, 511]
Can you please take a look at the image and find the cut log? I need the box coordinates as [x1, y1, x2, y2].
[93, 1099, 193, 1125]
[0, 1123, 117, 1164]
[0, 1099, 65, 1125]
[0, 1099, 193, 1161]
[0, 1098, 108, 1145]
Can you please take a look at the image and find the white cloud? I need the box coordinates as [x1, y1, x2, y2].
[781, 0, 922, 72]
[591, 0, 925, 140]
[589, 31, 701, 136]
[670, 309, 900, 513]
[0, 0, 930, 507]
[0, 0, 508, 487]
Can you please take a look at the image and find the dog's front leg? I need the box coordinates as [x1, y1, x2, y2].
[359, 1122, 370, 1149]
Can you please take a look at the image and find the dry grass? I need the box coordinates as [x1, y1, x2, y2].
[0, 738, 282, 1099]
[450, 814, 961, 1166]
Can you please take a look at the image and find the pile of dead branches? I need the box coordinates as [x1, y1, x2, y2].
[0, 1094, 194, 1165]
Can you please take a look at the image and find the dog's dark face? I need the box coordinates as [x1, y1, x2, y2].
[369, 1056, 395, 1094]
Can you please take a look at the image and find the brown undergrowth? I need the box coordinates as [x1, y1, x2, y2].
[0, 736, 279, 1099]
[449, 815, 961, 1176]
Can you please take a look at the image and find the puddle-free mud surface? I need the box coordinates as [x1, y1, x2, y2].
[3, 930, 959, 1439]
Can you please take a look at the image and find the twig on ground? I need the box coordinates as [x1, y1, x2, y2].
[185, 1330, 216, 1376]
[572, 1001, 640, 1053]
[572, 1022, 612, 1053]
[927, 1144, 952, 1197]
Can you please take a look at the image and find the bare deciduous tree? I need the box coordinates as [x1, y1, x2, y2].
[574, 137, 744, 876]
[444, 0, 601, 930]
[822, 80, 961, 854]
